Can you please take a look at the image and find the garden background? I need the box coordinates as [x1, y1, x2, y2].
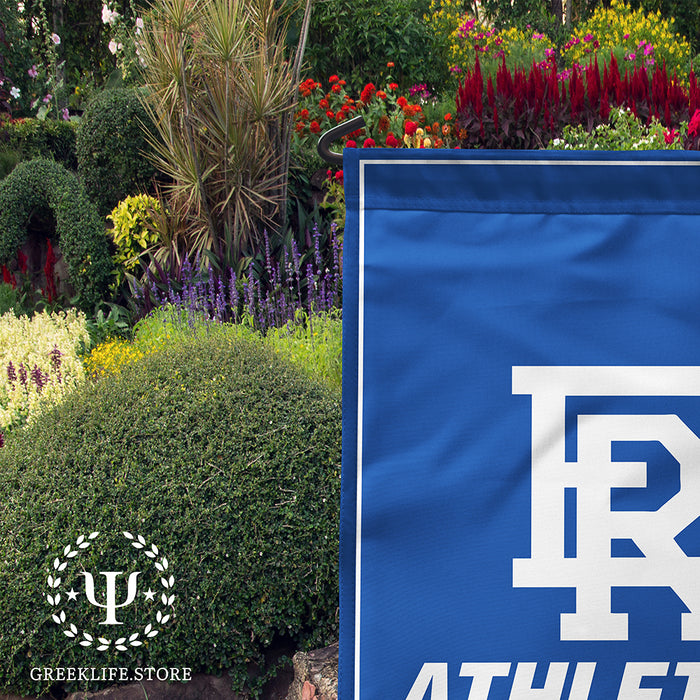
[1, 0, 700, 696]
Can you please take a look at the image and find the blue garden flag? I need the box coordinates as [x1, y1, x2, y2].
[341, 149, 700, 700]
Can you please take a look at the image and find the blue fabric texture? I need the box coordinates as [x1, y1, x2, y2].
[341, 149, 700, 700]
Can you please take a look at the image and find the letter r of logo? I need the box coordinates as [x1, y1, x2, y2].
[512, 367, 700, 641]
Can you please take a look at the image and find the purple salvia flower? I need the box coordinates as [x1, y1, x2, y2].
[215, 275, 226, 322]
[31, 364, 49, 392]
[208, 267, 217, 318]
[49, 345, 62, 371]
[228, 269, 239, 322]
[264, 230, 273, 279]
[7, 361, 16, 389]
[0, 431, 4, 448]
[18, 363, 27, 387]
[313, 223, 322, 270]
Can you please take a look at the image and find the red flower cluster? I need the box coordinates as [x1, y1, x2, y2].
[360, 83, 376, 104]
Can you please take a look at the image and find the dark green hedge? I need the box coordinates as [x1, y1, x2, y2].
[0, 157, 113, 310]
[0, 333, 341, 697]
[76, 88, 157, 216]
[1, 117, 78, 172]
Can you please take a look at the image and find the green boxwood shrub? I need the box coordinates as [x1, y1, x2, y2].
[76, 88, 157, 216]
[0, 332, 341, 697]
[0, 157, 114, 310]
[3, 118, 78, 171]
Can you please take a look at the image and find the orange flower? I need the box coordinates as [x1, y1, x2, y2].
[388, 83, 399, 91]
[376, 90, 387, 100]
[387, 61, 395, 68]
[329, 75, 339, 83]
[444, 112, 452, 121]
[331, 84, 342, 94]
[397, 96, 408, 108]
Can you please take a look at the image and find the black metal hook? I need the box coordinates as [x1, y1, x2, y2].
[317, 114, 366, 166]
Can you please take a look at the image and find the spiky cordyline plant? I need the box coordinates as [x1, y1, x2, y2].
[137, 0, 311, 270]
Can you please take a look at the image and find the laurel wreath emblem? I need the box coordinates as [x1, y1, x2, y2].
[47, 531, 175, 652]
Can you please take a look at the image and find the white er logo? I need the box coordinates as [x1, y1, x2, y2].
[512, 366, 700, 642]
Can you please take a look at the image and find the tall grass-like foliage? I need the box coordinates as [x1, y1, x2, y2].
[137, 0, 312, 269]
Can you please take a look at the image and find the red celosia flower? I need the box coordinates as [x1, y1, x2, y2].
[310, 120, 321, 133]
[2, 264, 15, 289]
[404, 120, 417, 136]
[360, 83, 376, 103]
[664, 128, 678, 144]
[329, 75, 339, 83]
[17, 249, 28, 274]
[335, 170, 344, 184]
[688, 109, 700, 138]
[345, 139, 357, 148]
[386, 132, 400, 147]
[363, 137, 376, 148]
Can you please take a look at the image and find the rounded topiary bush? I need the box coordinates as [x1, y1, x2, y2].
[0, 332, 341, 698]
[0, 157, 114, 310]
[76, 88, 157, 216]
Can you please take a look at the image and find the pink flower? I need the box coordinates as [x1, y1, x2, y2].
[51, 33, 60, 45]
[644, 43, 654, 56]
[61, 107, 70, 120]
[42, 93, 52, 103]
[664, 128, 678, 144]
[27, 65, 38, 78]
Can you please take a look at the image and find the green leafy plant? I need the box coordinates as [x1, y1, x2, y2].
[107, 194, 161, 287]
[76, 87, 157, 216]
[0, 157, 114, 311]
[0, 331, 341, 697]
[304, 0, 447, 93]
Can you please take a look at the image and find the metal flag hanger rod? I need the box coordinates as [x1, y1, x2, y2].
[317, 114, 366, 166]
